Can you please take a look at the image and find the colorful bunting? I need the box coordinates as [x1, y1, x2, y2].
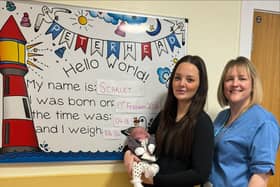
[45, 21, 181, 61]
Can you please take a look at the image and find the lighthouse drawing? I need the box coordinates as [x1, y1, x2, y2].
[0, 15, 40, 153]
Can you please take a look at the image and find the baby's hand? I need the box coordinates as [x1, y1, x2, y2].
[135, 147, 145, 156]
[148, 144, 155, 154]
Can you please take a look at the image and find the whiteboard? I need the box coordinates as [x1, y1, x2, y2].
[0, 0, 187, 162]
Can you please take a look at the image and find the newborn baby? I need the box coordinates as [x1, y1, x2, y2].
[126, 126, 159, 187]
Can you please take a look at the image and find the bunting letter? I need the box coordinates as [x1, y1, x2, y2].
[75, 34, 88, 53]
[107, 41, 120, 59]
[155, 39, 168, 56]
[59, 30, 74, 49]
[166, 33, 181, 52]
[141, 42, 152, 60]
[124, 42, 136, 61]
[45, 22, 64, 40]
[91, 39, 104, 57]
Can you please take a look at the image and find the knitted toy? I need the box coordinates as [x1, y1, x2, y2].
[125, 118, 159, 187]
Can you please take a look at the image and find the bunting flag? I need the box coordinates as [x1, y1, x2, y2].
[107, 40, 120, 59]
[91, 39, 104, 57]
[59, 30, 74, 49]
[155, 39, 168, 56]
[45, 21, 64, 40]
[141, 42, 152, 60]
[45, 21, 182, 61]
[75, 34, 88, 53]
[124, 42, 136, 61]
[166, 33, 181, 52]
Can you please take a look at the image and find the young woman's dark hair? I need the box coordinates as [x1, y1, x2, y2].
[156, 55, 208, 159]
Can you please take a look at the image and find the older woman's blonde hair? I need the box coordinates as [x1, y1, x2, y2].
[217, 56, 263, 108]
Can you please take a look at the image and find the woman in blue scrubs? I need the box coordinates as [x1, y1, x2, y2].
[210, 56, 280, 187]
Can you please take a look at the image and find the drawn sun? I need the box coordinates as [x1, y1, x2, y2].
[70, 10, 94, 31]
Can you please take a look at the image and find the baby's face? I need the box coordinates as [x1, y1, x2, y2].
[130, 127, 149, 140]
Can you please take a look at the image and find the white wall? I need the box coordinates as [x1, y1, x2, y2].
[239, 0, 280, 58]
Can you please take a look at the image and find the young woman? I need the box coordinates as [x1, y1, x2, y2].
[124, 55, 214, 187]
[210, 56, 280, 187]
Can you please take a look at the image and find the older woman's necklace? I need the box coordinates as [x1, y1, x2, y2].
[214, 119, 228, 137]
[214, 111, 244, 137]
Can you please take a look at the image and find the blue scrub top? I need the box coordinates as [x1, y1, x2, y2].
[210, 104, 280, 187]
